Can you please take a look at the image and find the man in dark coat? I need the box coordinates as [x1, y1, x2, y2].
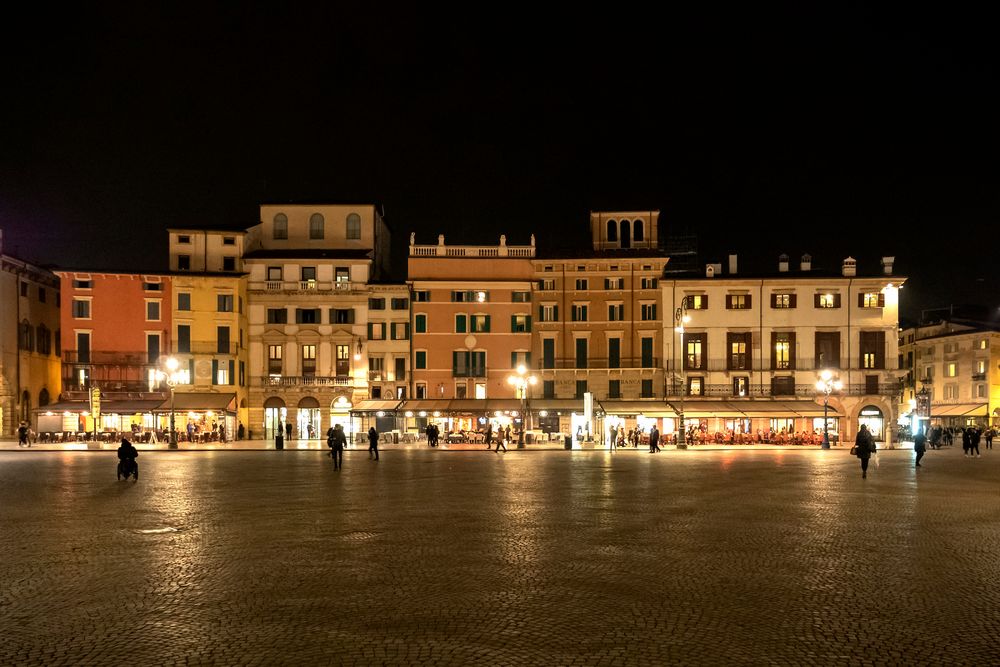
[855, 424, 876, 478]
[368, 426, 379, 461]
[913, 429, 927, 468]
[328, 424, 345, 470]
[649, 425, 661, 453]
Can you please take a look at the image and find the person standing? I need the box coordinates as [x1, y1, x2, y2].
[328, 424, 345, 470]
[17, 422, 29, 447]
[971, 427, 982, 458]
[855, 424, 876, 479]
[609, 425, 617, 451]
[649, 424, 661, 453]
[237, 421, 245, 441]
[986, 427, 995, 450]
[285, 421, 293, 442]
[913, 429, 927, 468]
[504, 424, 511, 445]
[484, 422, 493, 450]
[367, 426, 379, 461]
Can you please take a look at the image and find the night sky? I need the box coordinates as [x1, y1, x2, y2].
[1, 5, 997, 322]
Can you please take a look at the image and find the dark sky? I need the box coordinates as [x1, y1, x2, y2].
[1, 5, 997, 322]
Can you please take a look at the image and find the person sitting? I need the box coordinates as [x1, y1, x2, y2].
[118, 438, 138, 461]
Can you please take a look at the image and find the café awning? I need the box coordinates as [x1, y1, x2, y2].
[599, 400, 677, 417]
[528, 399, 583, 413]
[670, 401, 746, 418]
[350, 400, 402, 413]
[932, 403, 987, 417]
[156, 393, 236, 412]
[396, 399, 453, 413]
[733, 400, 841, 418]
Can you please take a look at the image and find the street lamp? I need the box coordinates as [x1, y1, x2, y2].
[507, 364, 537, 448]
[815, 369, 842, 449]
[157, 356, 182, 449]
[674, 303, 691, 448]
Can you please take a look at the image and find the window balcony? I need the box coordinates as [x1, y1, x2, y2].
[258, 376, 355, 387]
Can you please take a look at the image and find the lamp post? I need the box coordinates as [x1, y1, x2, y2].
[507, 364, 537, 448]
[815, 369, 842, 449]
[157, 356, 181, 449]
[674, 303, 691, 448]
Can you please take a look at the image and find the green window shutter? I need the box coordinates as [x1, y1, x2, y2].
[484, 315, 490, 332]
[539, 305, 544, 320]
[456, 315, 466, 333]
[228, 360, 235, 385]
[525, 316, 531, 333]
[367, 323, 374, 339]
[554, 305, 558, 321]
[404, 323, 410, 339]
[416, 351, 426, 369]
[511, 351, 517, 367]
[525, 352, 531, 365]
[391, 323, 397, 339]
[415, 315, 426, 333]
[211, 360, 218, 385]
[511, 315, 517, 332]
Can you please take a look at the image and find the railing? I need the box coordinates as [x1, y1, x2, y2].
[540, 357, 661, 370]
[368, 371, 384, 382]
[62, 351, 157, 365]
[972, 373, 986, 381]
[409, 244, 536, 258]
[259, 376, 354, 387]
[174, 342, 239, 355]
[249, 281, 363, 293]
[664, 383, 901, 399]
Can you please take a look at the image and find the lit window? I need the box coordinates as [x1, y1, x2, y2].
[945, 363, 957, 377]
[686, 295, 707, 310]
[862, 292, 881, 308]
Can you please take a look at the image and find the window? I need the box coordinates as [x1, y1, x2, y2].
[414, 314, 427, 333]
[391, 323, 410, 340]
[539, 279, 555, 291]
[512, 291, 530, 302]
[177, 255, 191, 271]
[178, 235, 191, 244]
[72, 299, 91, 319]
[18, 321, 33, 351]
[331, 308, 354, 324]
[641, 337, 654, 368]
[608, 304, 624, 321]
[608, 380, 621, 399]
[571, 304, 588, 322]
[976, 384, 987, 398]
[608, 338, 621, 368]
[309, 213, 325, 239]
[511, 315, 531, 333]
[641, 277, 657, 289]
[771, 293, 795, 308]
[604, 277, 624, 290]
[979, 339, 989, 350]
[859, 331, 885, 369]
[346, 213, 361, 239]
[944, 384, 959, 400]
[217, 326, 230, 354]
[267, 266, 282, 281]
[267, 308, 287, 324]
[634, 220, 645, 242]
[684, 333, 705, 370]
[510, 351, 530, 368]
[685, 294, 707, 310]
[542, 380, 555, 399]
[945, 363, 957, 377]
[416, 384, 427, 399]
[301, 267, 316, 283]
[395, 358, 406, 382]
[370, 357, 384, 380]
[452, 351, 486, 377]
[301, 345, 316, 377]
[687, 377, 703, 396]
[471, 314, 490, 333]
[816, 332, 841, 369]
[726, 294, 751, 309]
[146, 301, 160, 321]
[178, 293, 191, 311]
[222, 257, 236, 271]
[620, 220, 631, 249]
[215, 362, 230, 385]
[771, 376, 795, 396]
[575, 338, 588, 369]
[540, 305, 558, 322]
[414, 290, 430, 302]
[177, 325, 191, 353]
[217, 294, 234, 312]
[368, 298, 385, 310]
[728, 332, 750, 370]
[773, 333, 793, 370]
[38, 287, 45, 303]
[607, 220, 618, 242]
[455, 383, 467, 399]
[295, 308, 320, 324]
[368, 322, 386, 340]
[273, 213, 288, 239]
[976, 360, 987, 374]
[575, 279, 588, 290]
[223, 236, 235, 245]
[415, 351, 427, 369]
[575, 380, 588, 399]
[733, 377, 749, 397]
[391, 298, 409, 310]
[860, 292, 885, 308]
[542, 339, 555, 369]
[455, 314, 468, 333]
[19, 282, 27, 297]
[73, 279, 92, 289]
[816, 293, 841, 308]
[641, 379, 653, 398]
[640, 303, 656, 320]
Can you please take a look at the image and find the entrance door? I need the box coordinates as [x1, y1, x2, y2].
[264, 406, 286, 440]
[297, 409, 321, 439]
[336, 344, 350, 377]
[859, 406, 884, 440]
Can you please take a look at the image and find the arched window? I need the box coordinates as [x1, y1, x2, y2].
[18, 320, 33, 352]
[36, 324, 50, 355]
[619, 220, 631, 249]
[39, 388, 50, 407]
[606, 220, 618, 243]
[633, 219, 644, 242]
[309, 213, 325, 239]
[273, 213, 288, 240]
[346, 213, 361, 240]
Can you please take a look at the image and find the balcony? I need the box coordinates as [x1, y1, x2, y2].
[972, 373, 986, 381]
[259, 376, 355, 387]
[665, 383, 901, 399]
[248, 280, 364, 295]
[62, 350, 158, 365]
[174, 342, 239, 355]
[540, 357, 661, 370]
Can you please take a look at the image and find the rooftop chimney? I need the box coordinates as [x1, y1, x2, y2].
[800, 253, 812, 271]
[706, 264, 716, 278]
[778, 254, 789, 272]
[728, 254, 738, 275]
[881, 256, 895, 275]
[842, 257, 857, 277]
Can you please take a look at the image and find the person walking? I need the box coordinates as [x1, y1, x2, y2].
[855, 424, 876, 479]
[913, 428, 927, 468]
[971, 427, 982, 458]
[494, 426, 508, 453]
[649, 424, 661, 453]
[986, 427, 995, 450]
[368, 426, 379, 461]
[17, 422, 29, 447]
[328, 424, 345, 470]
[484, 422, 493, 450]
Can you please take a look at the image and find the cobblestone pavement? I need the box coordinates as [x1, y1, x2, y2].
[2, 447, 998, 665]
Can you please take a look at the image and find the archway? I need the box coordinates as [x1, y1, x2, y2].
[858, 405, 884, 441]
[330, 395, 353, 443]
[263, 396, 286, 440]
[297, 396, 321, 439]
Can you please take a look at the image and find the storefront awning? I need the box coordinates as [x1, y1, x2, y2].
[350, 400, 402, 413]
[486, 399, 523, 413]
[932, 403, 987, 417]
[733, 400, 841, 418]
[155, 393, 236, 412]
[528, 399, 583, 413]
[103, 400, 165, 414]
[35, 401, 88, 413]
[599, 400, 677, 417]
[670, 401, 747, 418]
[397, 400, 453, 412]
[446, 399, 491, 414]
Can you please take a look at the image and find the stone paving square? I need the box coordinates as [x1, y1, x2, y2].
[1, 447, 999, 665]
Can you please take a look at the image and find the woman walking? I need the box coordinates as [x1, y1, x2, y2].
[855, 424, 876, 479]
